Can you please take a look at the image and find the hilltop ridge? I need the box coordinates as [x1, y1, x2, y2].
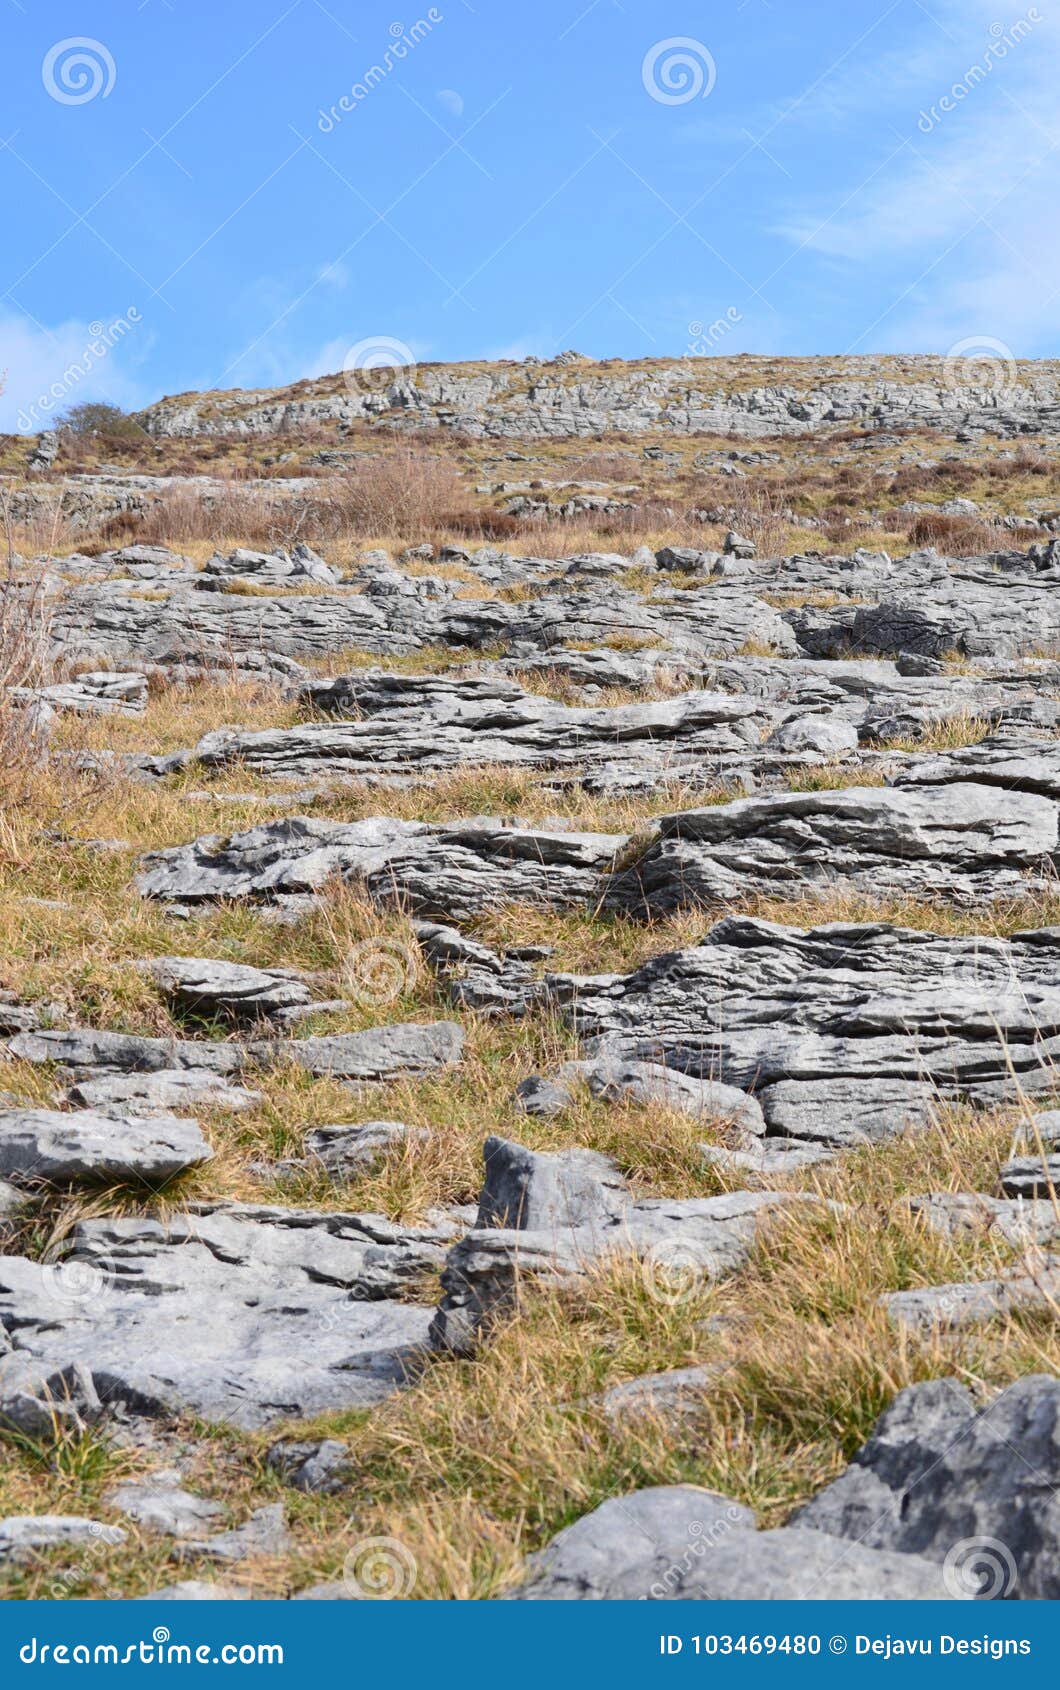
[138, 350, 1060, 442]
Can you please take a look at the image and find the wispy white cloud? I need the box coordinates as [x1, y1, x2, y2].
[770, 0, 1060, 352]
[0, 306, 151, 432]
[316, 259, 351, 291]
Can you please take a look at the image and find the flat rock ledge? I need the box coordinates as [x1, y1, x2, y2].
[507, 1490, 954, 1601]
[610, 782, 1060, 916]
[0, 1108, 212, 1188]
[559, 916, 1060, 1123]
[0, 1203, 457, 1430]
[134, 775, 1060, 932]
[136, 815, 626, 922]
[8, 1020, 464, 1089]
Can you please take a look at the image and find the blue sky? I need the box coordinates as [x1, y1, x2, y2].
[0, 0, 1057, 428]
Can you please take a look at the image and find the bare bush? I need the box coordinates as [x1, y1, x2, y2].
[116, 449, 470, 551]
[722, 486, 803, 556]
[108, 483, 317, 550]
[318, 449, 466, 540]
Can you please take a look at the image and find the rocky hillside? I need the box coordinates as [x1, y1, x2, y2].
[139, 352, 1060, 441]
[0, 372, 1057, 1601]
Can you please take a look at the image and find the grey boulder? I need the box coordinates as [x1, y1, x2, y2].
[561, 1057, 766, 1135]
[595, 1364, 721, 1424]
[303, 1120, 428, 1176]
[67, 1069, 261, 1116]
[140, 956, 316, 1022]
[796, 1375, 1060, 1598]
[884, 1265, 1060, 1334]
[137, 815, 627, 922]
[508, 1488, 953, 1600]
[266, 1438, 350, 1494]
[765, 714, 859, 756]
[907, 1192, 1060, 1248]
[430, 1138, 809, 1355]
[757, 1077, 939, 1146]
[104, 1472, 224, 1538]
[209, 680, 770, 780]
[177, 1504, 290, 1564]
[12, 1020, 460, 1091]
[8, 1027, 243, 1078]
[0, 1516, 126, 1562]
[999, 1154, 1060, 1199]
[0, 1108, 212, 1188]
[563, 915, 1060, 1107]
[250, 1022, 463, 1083]
[0, 1356, 101, 1438]
[514, 1076, 574, 1118]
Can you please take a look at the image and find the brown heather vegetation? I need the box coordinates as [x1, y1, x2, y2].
[6, 412, 1059, 566]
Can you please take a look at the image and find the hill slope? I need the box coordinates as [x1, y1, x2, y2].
[139, 351, 1060, 441]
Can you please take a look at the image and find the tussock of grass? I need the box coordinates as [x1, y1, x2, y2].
[876, 711, 998, 753]
[785, 763, 889, 792]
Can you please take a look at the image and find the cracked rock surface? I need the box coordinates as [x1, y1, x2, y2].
[562, 915, 1060, 1110]
[17, 391, 1060, 1601]
[611, 783, 1060, 915]
[136, 815, 627, 920]
[0, 1108, 213, 1188]
[0, 1203, 455, 1429]
[507, 1488, 958, 1601]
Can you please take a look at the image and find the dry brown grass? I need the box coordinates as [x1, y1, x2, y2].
[784, 763, 889, 793]
[876, 711, 997, 752]
[8, 1101, 1049, 1598]
[8, 409, 1057, 570]
[729, 883, 1060, 938]
[1, 718, 1057, 1596]
[315, 451, 467, 541]
[906, 509, 1042, 555]
[0, 505, 59, 806]
[4, 404, 1060, 1597]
